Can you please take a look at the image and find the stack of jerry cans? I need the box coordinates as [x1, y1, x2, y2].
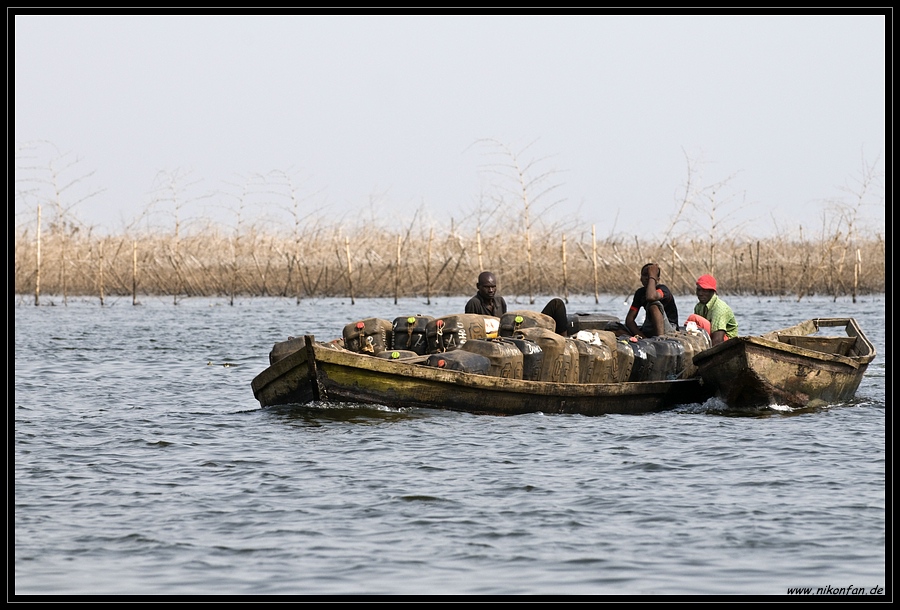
[595, 333, 635, 382]
[342, 318, 393, 355]
[667, 329, 711, 378]
[588, 330, 624, 382]
[516, 327, 579, 383]
[646, 337, 685, 380]
[459, 338, 524, 379]
[570, 332, 618, 383]
[392, 315, 434, 355]
[426, 314, 500, 353]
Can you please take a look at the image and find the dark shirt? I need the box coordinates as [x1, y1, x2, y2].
[465, 294, 507, 317]
[630, 283, 679, 326]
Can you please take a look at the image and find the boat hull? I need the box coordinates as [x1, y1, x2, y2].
[692, 318, 875, 409]
[251, 336, 712, 416]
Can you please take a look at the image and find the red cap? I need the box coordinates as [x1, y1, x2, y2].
[696, 274, 717, 291]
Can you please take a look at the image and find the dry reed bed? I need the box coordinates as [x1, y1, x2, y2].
[14, 224, 885, 304]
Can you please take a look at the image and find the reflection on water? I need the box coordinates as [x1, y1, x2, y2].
[265, 402, 423, 426]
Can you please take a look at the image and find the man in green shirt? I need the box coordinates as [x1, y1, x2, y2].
[692, 274, 738, 346]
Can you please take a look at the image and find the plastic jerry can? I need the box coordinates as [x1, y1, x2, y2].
[499, 336, 544, 382]
[626, 338, 654, 382]
[647, 337, 686, 380]
[499, 310, 556, 337]
[426, 314, 499, 353]
[392, 315, 434, 355]
[566, 312, 621, 334]
[342, 318, 393, 354]
[423, 350, 491, 375]
[517, 327, 578, 383]
[459, 338, 524, 379]
[572, 330, 619, 383]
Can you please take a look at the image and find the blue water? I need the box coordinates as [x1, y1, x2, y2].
[14, 294, 886, 596]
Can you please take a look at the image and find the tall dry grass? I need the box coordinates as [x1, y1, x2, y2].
[13, 216, 885, 305]
[15, 140, 884, 305]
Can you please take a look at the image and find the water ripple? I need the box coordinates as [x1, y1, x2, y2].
[14, 295, 886, 595]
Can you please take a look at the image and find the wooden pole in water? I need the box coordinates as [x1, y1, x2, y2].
[132, 240, 138, 306]
[526, 227, 534, 304]
[62, 235, 68, 306]
[345, 236, 355, 305]
[394, 234, 401, 304]
[230, 239, 236, 306]
[591, 224, 599, 304]
[853, 248, 860, 303]
[426, 227, 433, 305]
[670, 241, 677, 293]
[561, 233, 569, 303]
[756, 241, 760, 291]
[34, 205, 41, 306]
[749, 242, 755, 295]
[99, 240, 105, 307]
[476, 226, 483, 272]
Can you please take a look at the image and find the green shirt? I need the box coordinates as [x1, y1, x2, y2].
[694, 294, 738, 339]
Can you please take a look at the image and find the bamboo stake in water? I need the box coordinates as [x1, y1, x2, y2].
[426, 228, 433, 305]
[756, 241, 761, 290]
[35, 205, 42, 306]
[591, 225, 599, 304]
[62, 233, 68, 306]
[476, 226, 483, 272]
[670, 240, 677, 293]
[99, 240, 105, 307]
[230, 240, 236, 306]
[526, 227, 534, 304]
[561, 234, 569, 303]
[394, 234, 401, 305]
[132, 240, 137, 306]
[345, 237, 355, 305]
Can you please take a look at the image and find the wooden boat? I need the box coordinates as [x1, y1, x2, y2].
[251, 334, 712, 416]
[692, 317, 876, 409]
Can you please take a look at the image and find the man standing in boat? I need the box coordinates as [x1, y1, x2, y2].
[689, 274, 738, 346]
[465, 271, 569, 336]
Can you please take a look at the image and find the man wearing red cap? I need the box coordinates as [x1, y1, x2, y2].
[691, 274, 738, 346]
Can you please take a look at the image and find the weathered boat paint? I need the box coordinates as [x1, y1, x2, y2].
[252, 335, 712, 416]
[692, 318, 875, 409]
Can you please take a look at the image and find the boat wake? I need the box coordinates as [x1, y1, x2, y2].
[674, 396, 796, 417]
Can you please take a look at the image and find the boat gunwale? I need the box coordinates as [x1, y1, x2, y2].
[693, 317, 875, 368]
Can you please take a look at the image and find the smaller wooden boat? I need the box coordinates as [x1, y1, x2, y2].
[692, 317, 876, 409]
[250, 334, 713, 416]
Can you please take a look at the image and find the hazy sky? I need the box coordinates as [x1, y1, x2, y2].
[14, 14, 886, 238]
